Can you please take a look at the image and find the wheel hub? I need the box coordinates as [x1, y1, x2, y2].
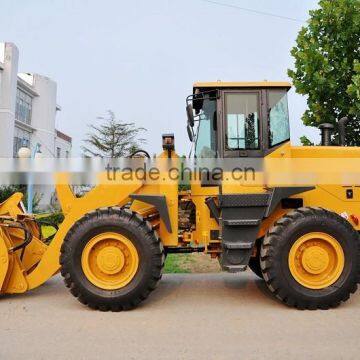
[302, 246, 329, 274]
[81, 232, 139, 290]
[289, 232, 344, 289]
[97, 246, 125, 275]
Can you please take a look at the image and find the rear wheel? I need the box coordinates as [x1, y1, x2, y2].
[60, 207, 164, 311]
[260, 207, 360, 309]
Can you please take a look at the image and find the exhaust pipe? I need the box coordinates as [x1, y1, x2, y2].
[338, 116, 349, 146]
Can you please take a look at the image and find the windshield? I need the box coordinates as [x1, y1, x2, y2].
[194, 95, 217, 158]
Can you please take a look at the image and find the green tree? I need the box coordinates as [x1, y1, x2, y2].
[347, 60, 360, 115]
[288, 0, 360, 145]
[300, 136, 314, 146]
[82, 110, 147, 157]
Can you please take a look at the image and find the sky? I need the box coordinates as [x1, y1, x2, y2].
[0, 0, 320, 156]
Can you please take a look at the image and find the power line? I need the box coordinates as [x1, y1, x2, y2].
[199, 0, 306, 23]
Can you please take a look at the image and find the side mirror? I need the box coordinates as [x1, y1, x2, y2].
[186, 104, 194, 127]
[193, 93, 204, 115]
[187, 123, 194, 142]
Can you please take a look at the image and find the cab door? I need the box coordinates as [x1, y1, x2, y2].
[218, 89, 266, 192]
[218, 90, 264, 158]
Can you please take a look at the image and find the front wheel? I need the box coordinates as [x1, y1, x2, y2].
[260, 207, 360, 310]
[60, 207, 164, 311]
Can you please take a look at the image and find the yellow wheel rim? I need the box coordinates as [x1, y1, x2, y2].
[289, 232, 344, 289]
[81, 232, 139, 290]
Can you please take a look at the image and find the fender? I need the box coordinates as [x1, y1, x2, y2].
[130, 194, 172, 233]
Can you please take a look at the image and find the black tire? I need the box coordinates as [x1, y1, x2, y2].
[60, 207, 164, 311]
[248, 239, 264, 280]
[260, 207, 360, 310]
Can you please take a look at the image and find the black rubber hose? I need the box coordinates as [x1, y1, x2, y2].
[128, 149, 151, 158]
[4, 223, 33, 260]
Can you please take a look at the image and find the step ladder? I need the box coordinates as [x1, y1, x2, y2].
[219, 193, 270, 272]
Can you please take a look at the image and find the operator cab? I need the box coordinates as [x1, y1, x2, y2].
[186, 81, 291, 158]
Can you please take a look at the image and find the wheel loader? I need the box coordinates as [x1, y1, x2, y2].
[1, 81, 359, 311]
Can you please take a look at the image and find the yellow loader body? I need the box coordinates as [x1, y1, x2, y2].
[1, 143, 360, 295]
[0, 81, 359, 311]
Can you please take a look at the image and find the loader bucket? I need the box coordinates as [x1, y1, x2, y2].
[0, 228, 10, 292]
[0, 193, 48, 294]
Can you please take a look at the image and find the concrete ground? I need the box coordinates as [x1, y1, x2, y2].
[1, 272, 359, 360]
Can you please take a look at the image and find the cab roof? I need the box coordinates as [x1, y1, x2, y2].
[193, 81, 291, 90]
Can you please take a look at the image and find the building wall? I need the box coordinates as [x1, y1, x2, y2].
[0, 42, 18, 157]
[55, 138, 72, 158]
[29, 74, 58, 157]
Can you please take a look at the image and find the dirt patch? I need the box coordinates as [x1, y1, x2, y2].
[186, 253, 221, 273]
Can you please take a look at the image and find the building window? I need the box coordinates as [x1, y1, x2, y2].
[56, 147, 61, 158]
[13, 127, 31, 157]
[13, 137, 30, 157]
[65, 150, 69, 158]
[16, 88, 32, 125]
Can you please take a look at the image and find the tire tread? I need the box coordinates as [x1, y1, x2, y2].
[60, 207, 164, 312]
[260, 207, 360, 310]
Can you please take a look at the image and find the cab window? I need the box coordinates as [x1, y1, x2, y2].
[194, 95, 217, 158]
[224, 93, 259, 150]
[268, 91, 290, 147]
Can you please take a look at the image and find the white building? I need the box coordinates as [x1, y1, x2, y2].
[0, 42, 72, 209]
[0, 42, 71, 158]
